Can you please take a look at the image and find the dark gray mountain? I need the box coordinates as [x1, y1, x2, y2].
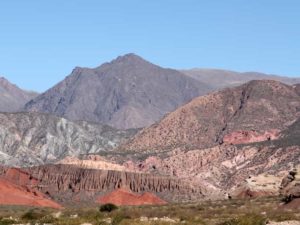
[0, 77, 37, 112]
[24, 54, 211, 129]
[0, 112, 137, 167]
[181, 69, 300, 90]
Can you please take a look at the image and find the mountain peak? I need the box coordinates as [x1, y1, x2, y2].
[110, 53, 149, 65]
[0, 76, 38, 112]
[0, 77, 22, 93]
[25, 54, 210, 129]
[0, 77, 12, 86]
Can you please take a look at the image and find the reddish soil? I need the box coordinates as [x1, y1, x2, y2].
[223, 130, 280, 145]
[3, 168, 39, 186]
[97, 188, 167, 206]
[0, 178, 62, 209]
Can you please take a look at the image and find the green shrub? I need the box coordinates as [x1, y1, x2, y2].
[0, 219, 15, 225]
[21, 209, 46, 221]
[281, 194, 293, 204]
[99, 203, 118, 213]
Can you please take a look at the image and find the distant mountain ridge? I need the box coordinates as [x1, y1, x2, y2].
[181, 68, 300, 89]
[24, 53, 211, 129]
[0, 77, 38, 112]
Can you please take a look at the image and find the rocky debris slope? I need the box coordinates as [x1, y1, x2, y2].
[0, 112, 137, 167]
[24, 53, 211, 129]
[123, 80, 300, 152]
[0, 77, 37, 112]
[97, 188, 167, 206]
[181, 68, 300, 90]
[0, 177, 61, 209]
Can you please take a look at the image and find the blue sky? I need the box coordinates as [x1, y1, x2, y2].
[0, 0, 299, 92]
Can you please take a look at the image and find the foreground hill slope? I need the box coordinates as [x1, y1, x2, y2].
[0, 112, 136, 167]
[119, 118, 300, 199]
[0, 77, 37, 112]
[24, 54, 211, 129]
[123, 80, 300, 152]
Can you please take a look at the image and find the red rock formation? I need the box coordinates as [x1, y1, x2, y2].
[3, 168, 39, 186]
[0, 164, 201, 204]
[97, 188, 167, 206]
[223, 129, 280, 145]
[19, 164, 201, 203]
[0, 178, 62, 209]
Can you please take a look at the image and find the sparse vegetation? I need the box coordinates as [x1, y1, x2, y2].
[217, 214, 266, 225]
[0, 218, 15, 225]
[0, 197, 299, 225]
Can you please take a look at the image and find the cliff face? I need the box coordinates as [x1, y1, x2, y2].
[0, 112, 137, 167]
[14, 165, 202, 203]
[122, 80, 300, 152]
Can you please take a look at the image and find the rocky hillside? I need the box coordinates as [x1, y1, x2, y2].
[116, 118, 300, 199]
[24, 54, 211, 129]
[0, 77, 37, 112]
[0, 112, 137, 167]
[182, 69, 300, 90]
[123, 80, 300, 152]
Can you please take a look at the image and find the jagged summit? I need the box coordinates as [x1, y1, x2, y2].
[111, 53, 146, 63]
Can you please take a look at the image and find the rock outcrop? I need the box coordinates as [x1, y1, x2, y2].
[57, 155, 131, 172]
[24, 54, 211, 129]
[0, 112, 137, 167]
[280, 168, 300, 209]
